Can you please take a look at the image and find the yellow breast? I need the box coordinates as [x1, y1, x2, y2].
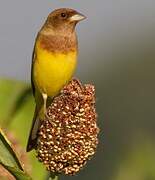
[33, 43, 77, 97]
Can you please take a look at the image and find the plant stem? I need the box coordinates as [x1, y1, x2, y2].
[48, 173, 58, 180]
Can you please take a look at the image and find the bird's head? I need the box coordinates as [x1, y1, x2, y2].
[42, 8, 86, 35]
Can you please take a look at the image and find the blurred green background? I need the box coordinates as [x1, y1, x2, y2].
[0, 0, 155, 180]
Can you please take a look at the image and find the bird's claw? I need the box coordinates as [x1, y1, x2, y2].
[45, 111, 53, 121]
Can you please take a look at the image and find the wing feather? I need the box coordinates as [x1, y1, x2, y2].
[31, 48, 35, 96]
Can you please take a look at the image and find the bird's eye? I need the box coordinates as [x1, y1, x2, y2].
[60, 13, 67, 18]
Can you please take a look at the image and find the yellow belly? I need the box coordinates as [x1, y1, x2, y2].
[33, 45, 77, 97]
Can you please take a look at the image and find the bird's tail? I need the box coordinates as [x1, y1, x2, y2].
[26, 105, 42, 152]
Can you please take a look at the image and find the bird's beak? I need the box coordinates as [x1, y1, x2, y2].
[69, 12, 86, 22]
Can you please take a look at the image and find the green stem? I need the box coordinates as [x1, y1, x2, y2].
[48, 173, 58, 180]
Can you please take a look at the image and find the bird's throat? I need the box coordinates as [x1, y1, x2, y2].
[37, 33, 77, 54]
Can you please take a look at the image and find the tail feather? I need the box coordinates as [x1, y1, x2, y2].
[26, 106, 41, 152]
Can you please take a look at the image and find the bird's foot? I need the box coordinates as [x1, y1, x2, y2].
[45, 111, 54, 121]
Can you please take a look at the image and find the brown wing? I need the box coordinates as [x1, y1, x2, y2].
[26, 38, 43, 152]
[31, 48, 35, 96]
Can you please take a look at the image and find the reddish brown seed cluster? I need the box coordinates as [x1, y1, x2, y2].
[36, 79, 99, 175]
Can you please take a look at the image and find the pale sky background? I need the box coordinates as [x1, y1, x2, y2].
[0, 0, 154, 81]
[0, 1, 155, 180]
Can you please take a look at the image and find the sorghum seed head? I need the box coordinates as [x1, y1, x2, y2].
[36, 79, 99, 175]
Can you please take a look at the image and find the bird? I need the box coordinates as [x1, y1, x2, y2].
[26, 8, 86, 152]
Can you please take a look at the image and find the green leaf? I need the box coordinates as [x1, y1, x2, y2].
[0, 129, 32, 179]
[0, 79, 47, 179]
[3, 166, 31, 180]
[0, 79, 30, 126]
[9, 88, 47, 180]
